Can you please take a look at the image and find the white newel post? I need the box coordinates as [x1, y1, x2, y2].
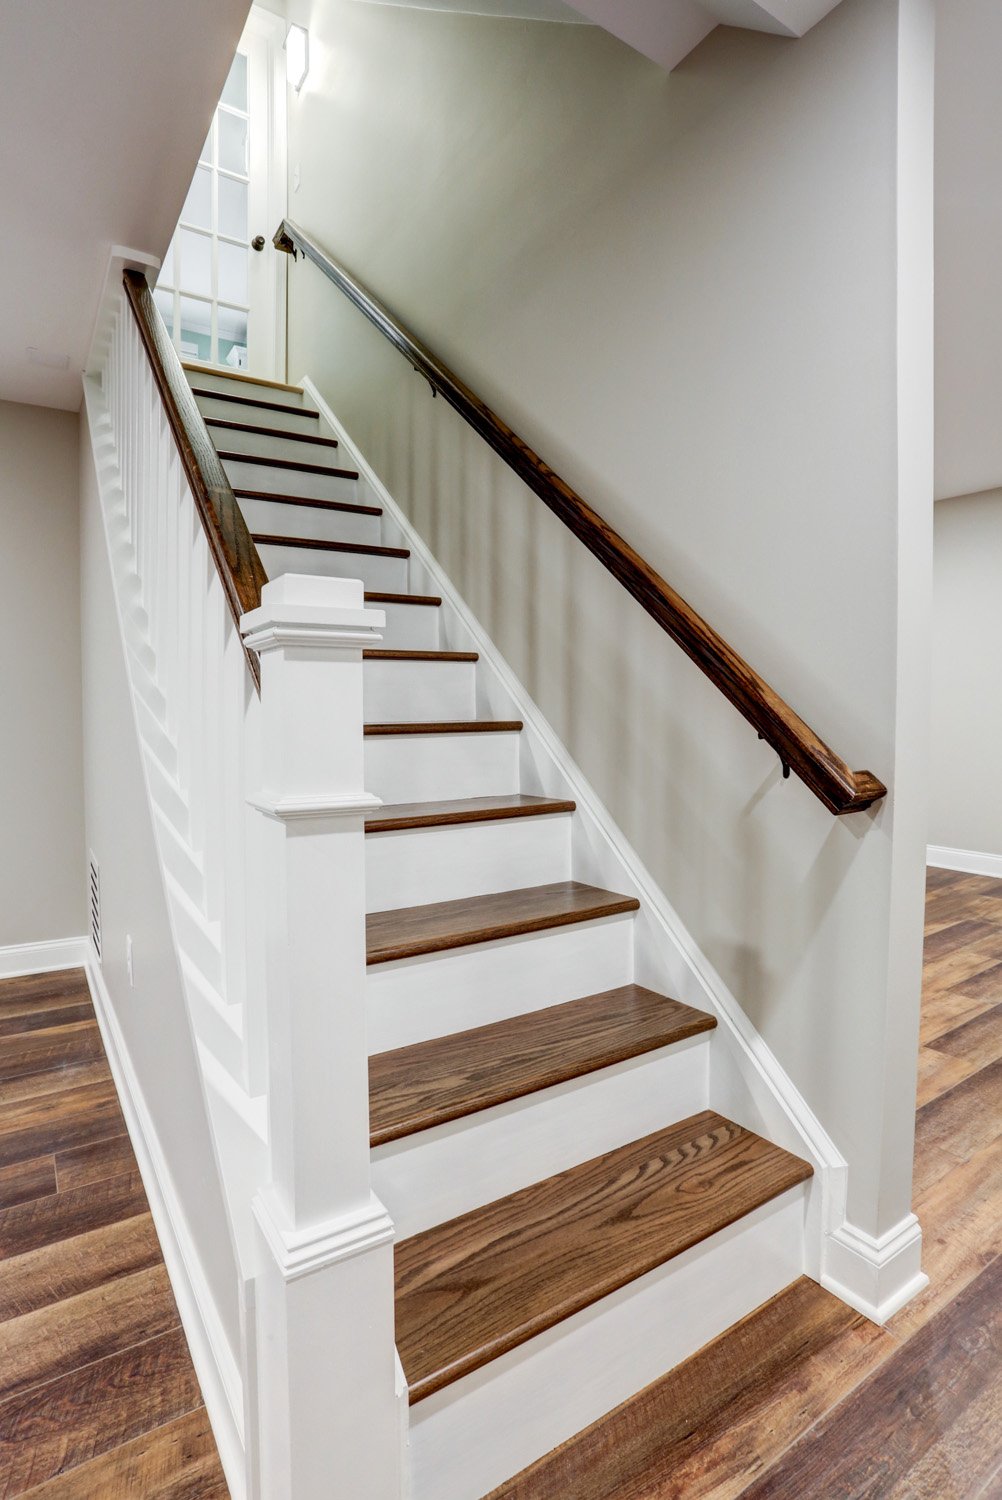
[241, 575, 401, 1500]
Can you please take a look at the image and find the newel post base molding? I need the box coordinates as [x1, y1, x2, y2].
[242, 575, 401, 1500]
[821, 1213, 928, 1325]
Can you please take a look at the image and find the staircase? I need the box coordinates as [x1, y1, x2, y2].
[185, 363, 814, 1499]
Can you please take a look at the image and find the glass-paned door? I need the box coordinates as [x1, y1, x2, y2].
[155, 11, 286, 379]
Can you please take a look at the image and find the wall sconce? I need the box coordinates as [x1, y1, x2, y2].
[286, 24, 310, 92]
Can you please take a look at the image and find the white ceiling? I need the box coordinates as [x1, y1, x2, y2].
[0, 0, 251, 411]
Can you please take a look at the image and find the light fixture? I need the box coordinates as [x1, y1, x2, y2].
[285, 24, 310, 92]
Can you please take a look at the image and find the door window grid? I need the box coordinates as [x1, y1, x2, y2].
[156, 56, 251, 369]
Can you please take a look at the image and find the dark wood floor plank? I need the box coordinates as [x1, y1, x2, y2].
[0, 1063, 112, 1109]
[19, 1407, 228, 1498]
[370, 986, 714, 1146]
[913, 1056, 1002, 1168]
[0, 1172, 148, 1263]
[367, 881, 640, 965]
[0, 1008, 95, 1041]
[0, 1215, 162, 1324]
[740, 1255, 1002, 1499]
[929, 1001, 1002, 1071]
[0, 1327, 203, 1496]
[0, 973, 90, 1018]
[0, 1158, 56, 1213]
[486, 1278, 889, 1500]
[0, 1263, 179, 1405]
[54, 1136, 135, 1193]
[0, 1023, 104, 1085]
[0, 1082, 125, 1171]
[395, 1111, 811, 1402]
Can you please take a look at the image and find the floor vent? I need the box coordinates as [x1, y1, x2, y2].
[89, 854, 102, 961]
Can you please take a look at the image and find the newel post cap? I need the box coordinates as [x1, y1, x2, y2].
[240, 573, 385, 652]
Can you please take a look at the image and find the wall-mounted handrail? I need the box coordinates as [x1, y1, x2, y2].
[275, 217, 886, 816]
[122, 269, 267, 689]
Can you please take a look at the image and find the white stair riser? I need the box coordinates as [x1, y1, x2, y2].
[364, 730, 520, 803]
[237, 496, 382, 547]
[408, 1185, 807, 1500]
[221, 457, 364, 504]
[195, 393, 320, 434]
[363, 658, 476, 724]
[374, 1035, 710, 1238]
[366, 914, 635, 1051]
[207, 424, 341, 464]
[184, 370, 304, 404]
[255, 542, 408, 593]
[365, 813, 571, 911]
[376, 601, 441, 651]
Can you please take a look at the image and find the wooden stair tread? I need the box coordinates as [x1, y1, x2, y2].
[234, 487, 373, 514]
[363, 649, 478, 662]
[364, 720, 522, 737]
[395, 1110, 812, 1402]
[251, 534, 408, 559]
[365, 794, 573, 832]
[366, 881, 639, 965]
[369, 985, 716, 1146]
[205, 417, 339, 448]
[217, 450, 348, 477]
[191, 385, 319, 418]
[366, 590, 441, 607]
[182, 362, 303, 393]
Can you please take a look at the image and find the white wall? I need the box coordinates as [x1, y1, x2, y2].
[934, 0, 1002, 501]
[284, 0, 933, 1241]
[0, 400, 84, 951]
[78, 423, 243, 1379]
[929, 490, 1002, 862]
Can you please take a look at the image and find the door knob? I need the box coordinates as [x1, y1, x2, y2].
[252, 235, 266, 252]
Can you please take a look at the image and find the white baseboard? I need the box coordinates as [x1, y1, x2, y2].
[822, 1212, 928, 1324]
[83, 947, 248, 1500]
[0, 935, 89, 980]
[928, 844, 1002, 878]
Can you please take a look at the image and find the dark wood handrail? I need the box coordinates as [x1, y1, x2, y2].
[123, 270, 267, 691]
[275, 218, 885, 816]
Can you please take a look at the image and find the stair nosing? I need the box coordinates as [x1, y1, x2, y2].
[365, 794, 575, 833]
[252, 534, 409, 559]
[217, 450, 348, 477]
[366, 881, 639, 965]
[365, 591, 442, 607]
[363, 649, 478, 663]
[234, 488, 373, 514]
[205, 417, 339, 448]
[364, 720, 522, 737]
[191, 386, 319, 418]
[369, 986, 716, 1147]
[395, 1111, 813, 1403]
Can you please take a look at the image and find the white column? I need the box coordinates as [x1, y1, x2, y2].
[241, 574, 402, 1500]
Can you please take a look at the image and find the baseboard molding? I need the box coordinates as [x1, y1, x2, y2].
[0, 935, 89, 980]
[84, 947, 248, 1500]
[928, 844, 1002, 878]
[822, 1212, 928, 1324]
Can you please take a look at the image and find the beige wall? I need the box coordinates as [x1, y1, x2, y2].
[0, 400, 84, 948]
[930, 491, 1002, 858]
[285, 0, 932, 1236]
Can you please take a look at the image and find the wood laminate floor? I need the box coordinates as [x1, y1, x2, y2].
[491, 867, 1002, 1499]
[0, 968, 228, 1498]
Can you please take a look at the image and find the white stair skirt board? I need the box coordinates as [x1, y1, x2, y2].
[366, 915, 636, 1052]
[364, 728, 521, 804]
[236, 495, 382, 547]
[220, 458, 364, 505]
[254, 539, 408, 593]
[373, 599, 441, 651]
[363, 657, 477, 725]
[365, 812, 572, 912]
[83, 953, 248, 1500]
[408, 1184, 808, 1500]
[927, 844, 1002, 879]
[194, 393, 320, 435]
[373, 1033, 710, 1238]
[0, 936, 89, 980]
[184, 368, 305, 404]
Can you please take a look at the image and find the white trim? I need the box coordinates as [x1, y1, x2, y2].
[253, 1186, 395, 1280]
[302, 378, 851, 1289]
[822, 1212, 928, 1324]
[83, 948, 249, 1499]
[927, 844, 1002, 878]
[0, 935, 89, 980]
[249, 790, 383, 821]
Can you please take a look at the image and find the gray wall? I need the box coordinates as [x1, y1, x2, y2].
[284, 0, 932, 1238]
[0, 399, 84, 949]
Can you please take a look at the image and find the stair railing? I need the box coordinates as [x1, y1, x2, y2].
[89, 267, 401, 1499]
[275, 218, 886, 818]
